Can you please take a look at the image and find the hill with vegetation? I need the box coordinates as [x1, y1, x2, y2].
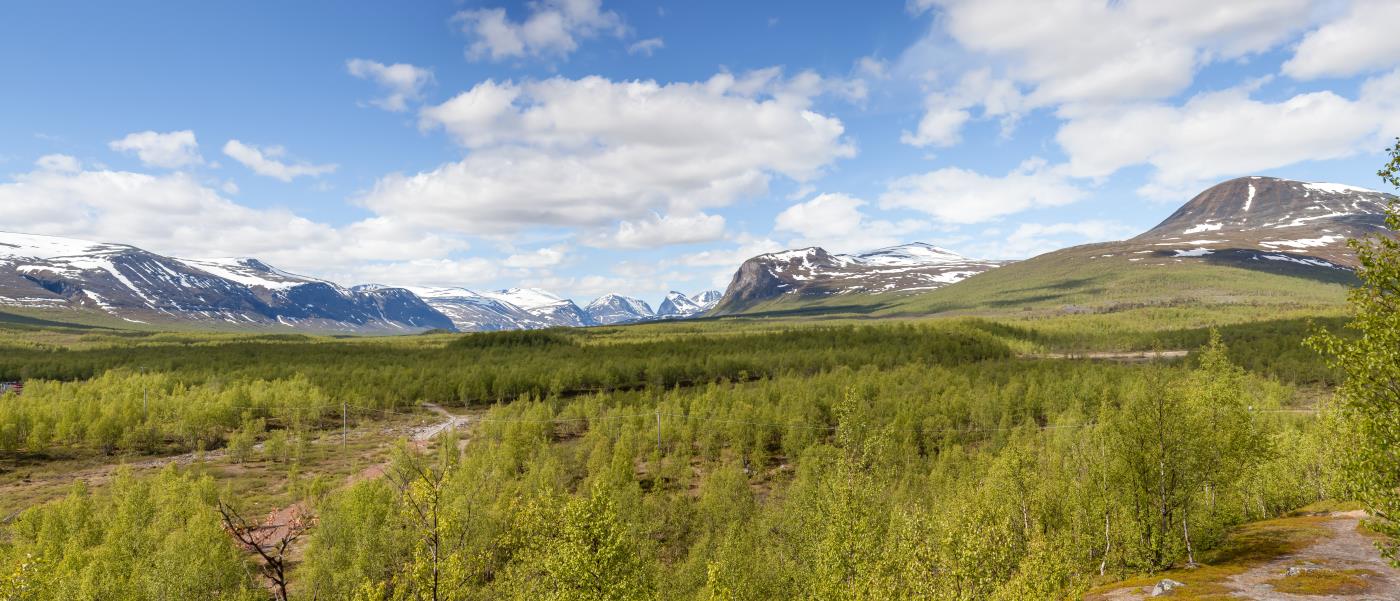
[713, 176, 1391, 324]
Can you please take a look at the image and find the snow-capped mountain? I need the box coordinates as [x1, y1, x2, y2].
[692, 290, 722, 307]
[478, 288, 594, 327]
[0, 231, 453, 332]
[585, 294, 655, 325]
[407, 287, 662, 331]
[711, 243, 1005, 315]
[1127, 176, 1395, 269]
[404, 287, 547, 331]
[655, 290, 723, 318]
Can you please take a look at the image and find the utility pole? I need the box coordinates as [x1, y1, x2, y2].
[655, 408, 662, 454]
[341, 402, 348, 453]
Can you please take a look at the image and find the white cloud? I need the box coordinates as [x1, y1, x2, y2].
[346, 58, 434, 112]
[627, 37, 664, 56]
[1284, 0, 1400, 80]
[35, 154, 81, 173]
[675, 235, 783, 268]
[774, 193, 925, 252]
[1056, 74, 1400, 199]
[365, 71, 853, 237]
[673, 235, 785, 289]
[970, 220, 1137, 259]
[594, 212, 727, 249]
[108, 130, 202, 168]
[902, 69, 1024, 147]
[856, 56, 889, 80]
[333, 258, 500, 289]
[0, 162, 471, 286]
[455, 0, 625, 62]
[504, 245, 569, 268]
[223, 140, 337, 182]
[880, 158, 1086, 224]
[901, 0, 1317, 145]
[926, 0, 1312, 106]
[902, 106, 969, 148]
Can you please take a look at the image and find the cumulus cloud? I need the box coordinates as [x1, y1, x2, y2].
[346, 58, 434, 112]
[627, 37, 664, 56]
[504, 245, 569, 268]
[969, 220, 1137, 259]
[880, 158, 1086, 224]
[594, 212, 727, 249]
[1283, 0, 1400, 80]
[774, 193, 925, 252]
[455, 0, 626, 61]
[1056, 73, 1400, 199]
[673, 235, 785, 289]
[856, 56, 889, 80]
[927, 0, 1310, 105]
[901, 0, 1317, 145]
[223, 140, 337, 182]
[108, 130, 203, 168]
[902, 69, 1024, 147]
[35, 154, 81, 173]
[364, 71, 853, 237]
[0, 161, 472, 286]
[331, 258, 500, 289]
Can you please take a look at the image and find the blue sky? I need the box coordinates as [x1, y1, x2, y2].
[4, 0, 1399, 306]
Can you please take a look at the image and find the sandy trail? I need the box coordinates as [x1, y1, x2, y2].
[1027, 350, 1190, 361]
[248, 404, 471, 546]
[1223, 511, 1400, 600]
[1100, 511, 1400, 600]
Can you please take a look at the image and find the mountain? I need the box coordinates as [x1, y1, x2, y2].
[710, 243, 1005, 315]
[585, 294, 655, 325]
[692, 290, 722, 307]
[1128, 176, 1393, 269]
[404, 287, 547, 331]
[407, 288, 660, 331]
[478, 288, 595, 327]
[655, 290, 723, 318]
[731, 177, 1392, 319]
[0, 231, 453, 332]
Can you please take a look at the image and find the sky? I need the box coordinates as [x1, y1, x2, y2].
[3, 0, 1400, 307]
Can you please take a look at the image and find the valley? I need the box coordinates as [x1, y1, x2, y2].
[1, 174, 1397, 601]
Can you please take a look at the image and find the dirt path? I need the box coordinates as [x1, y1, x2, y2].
[1223, 511, 1400, 600]
[251, 404, 472, 547]
[1098, 511, 1400, 600]
[1026, 350, 1190, 362]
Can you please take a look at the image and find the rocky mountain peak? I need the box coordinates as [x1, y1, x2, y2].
[1133, 176, 1395, 267]
[711, 242, 1004, 315]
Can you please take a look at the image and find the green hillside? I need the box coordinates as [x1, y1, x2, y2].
[720, 243, 1354, 321]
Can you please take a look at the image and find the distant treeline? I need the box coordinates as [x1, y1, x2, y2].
[0, 323, 1012, 408]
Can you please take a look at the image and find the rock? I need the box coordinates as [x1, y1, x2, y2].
[1150, 578, 1185, 596]
[1286, 564, 1319, 576]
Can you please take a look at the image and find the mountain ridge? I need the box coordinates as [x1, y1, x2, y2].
[710, 242, 1006, 315]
